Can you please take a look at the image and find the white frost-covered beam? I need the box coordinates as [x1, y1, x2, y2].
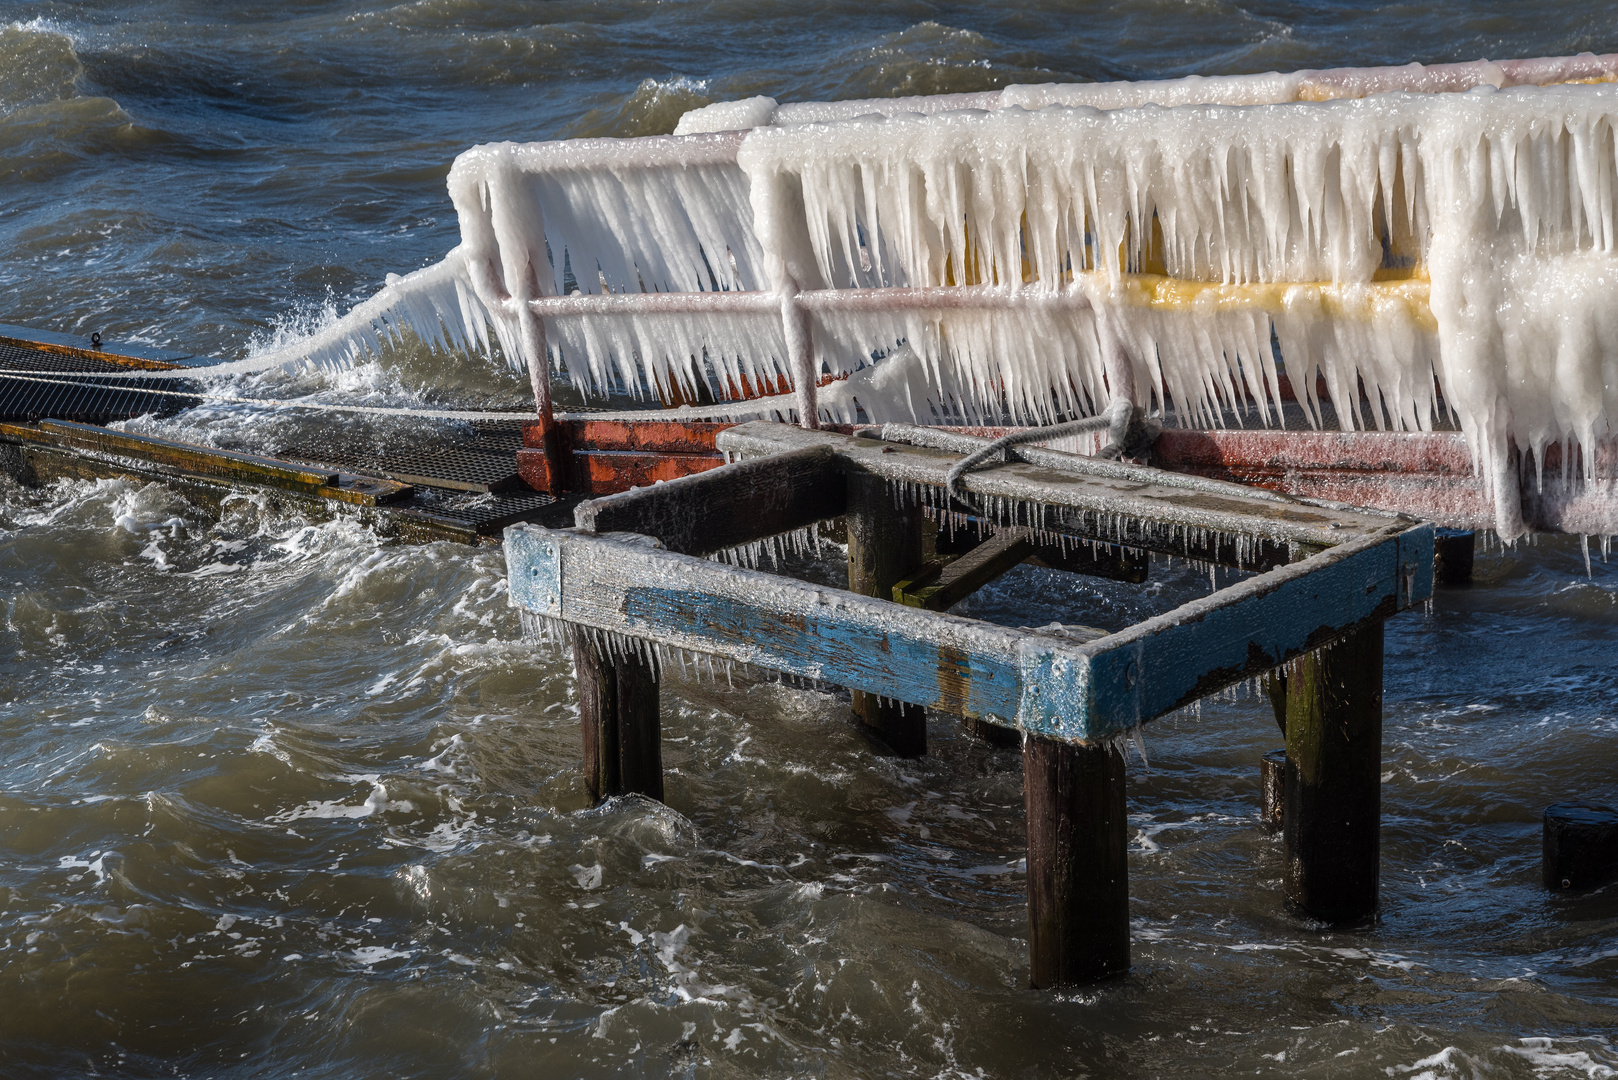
[678, 52, 1618, 132]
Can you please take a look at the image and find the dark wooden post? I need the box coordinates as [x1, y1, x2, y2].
[570, 626, 662, 804]
[1433, 528, 1475, 585]
[1282, 620, 1383, 923]
[1260, 749, 1286, 832]
[1024, 736, 1129, 988]
[1543, 802, 1618, 890]
[845, 469, 927, 756]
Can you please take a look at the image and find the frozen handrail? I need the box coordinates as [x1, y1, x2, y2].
[679, 52, 1618, 131]
[201, 54, 1618, 537]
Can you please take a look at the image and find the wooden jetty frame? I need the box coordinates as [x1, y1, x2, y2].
[505, 420, 1434, 988]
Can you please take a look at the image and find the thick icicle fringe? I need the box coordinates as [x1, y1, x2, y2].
[736, 85, 1618, 535]
[182, 79, 1618, 540]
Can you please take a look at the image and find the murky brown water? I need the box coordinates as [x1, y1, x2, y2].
[2, 2, 1617, 1076]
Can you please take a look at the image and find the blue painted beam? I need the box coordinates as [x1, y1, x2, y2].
[505, 521, 1433, 743]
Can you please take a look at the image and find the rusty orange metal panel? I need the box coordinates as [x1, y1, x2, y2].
[551, 419, 731, 454]
[517, 447, 724, 495]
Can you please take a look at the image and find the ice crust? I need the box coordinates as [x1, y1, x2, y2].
[256, 70, 1618, 536]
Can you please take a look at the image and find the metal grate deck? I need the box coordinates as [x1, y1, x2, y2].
[0, 340, 200, 424]
[276, 417, 527, 494]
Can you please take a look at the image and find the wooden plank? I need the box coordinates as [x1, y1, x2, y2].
[895, 531, 1033, 610]
[716, 422, 1397, 568]
[574, 445, 845, 556]
[509, 525, 1038, 722]
[504, 521, 1433, 741]
[1068, 524, 1432, 738]
[33, 420, 339, 488]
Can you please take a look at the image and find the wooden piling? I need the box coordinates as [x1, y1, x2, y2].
[1024, 736, 1130, 987]
[1260, 749, 1286, 832]
[845, 469, 927, 757]
[1543, 802, 1618, 890]
[1433, 528, 1475, 585]
[571, 626, 663, 804]
[1282, 620, 1383, 923]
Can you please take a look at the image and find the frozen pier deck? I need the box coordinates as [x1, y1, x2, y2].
[0, 327, 574, 544]
[506, 420, 1435, 988]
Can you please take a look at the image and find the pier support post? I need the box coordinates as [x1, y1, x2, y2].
[1433, 528, 1475, 586]
[1024, 736, 1130, 988]
[571, 627, 663, 804]
[1543, 802, 1618, 890]
[1260, 749, 1286, 833]
[845, 469, 927, 756]
[1282, 620, 1383, 923]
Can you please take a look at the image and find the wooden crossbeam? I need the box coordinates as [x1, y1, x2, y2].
[506, 520, 1432, 741]
[0, 420, 413, 507]
[894, 531, 1033, 610]
[36, 419, 338, 488]
[716, 422, 1396, 569]
[573, 444, 845, 556]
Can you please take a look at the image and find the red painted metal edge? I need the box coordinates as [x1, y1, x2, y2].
[514, 416, 1618, 535]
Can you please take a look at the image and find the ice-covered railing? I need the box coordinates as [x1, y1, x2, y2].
[674, 52, 1618, 133]
[262, 54, 1618, 537]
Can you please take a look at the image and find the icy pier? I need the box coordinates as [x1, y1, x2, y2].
[504, 422, 1433, 988]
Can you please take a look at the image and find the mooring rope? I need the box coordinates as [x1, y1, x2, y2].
[941, 397, 1143, 496]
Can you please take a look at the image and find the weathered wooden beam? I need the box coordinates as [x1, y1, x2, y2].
[717, 422, 1397, 568]
[1282, 621, 1383, 923]
[0, 421, 414, 507]
[1066, 525, 1429, 736]
[894, 530, 1033, 611]
[1024, 736, 1129, 987]
[846, 470, 927, 756]
[574, 445, 845, 556]
[34, 420, 339, 489]
[571, 626, 663, 804]
[505, 522, 1430, 741]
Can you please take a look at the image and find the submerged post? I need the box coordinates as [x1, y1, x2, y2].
[570, 626, 663, 804]
[845, 469, 927, 756]
[1024, 736, 1130, 988]
[1260, 748, 1286, 833]
[1282, 621, 1383, 923]
[1433, 528, 1475, 585]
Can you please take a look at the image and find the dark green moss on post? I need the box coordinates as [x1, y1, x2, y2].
[1282, 621, 1383, 923]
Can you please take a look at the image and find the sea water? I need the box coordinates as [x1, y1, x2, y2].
[0, 3, 1615, 1077]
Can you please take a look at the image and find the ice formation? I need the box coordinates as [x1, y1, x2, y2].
[201, 60, 1618, 536]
